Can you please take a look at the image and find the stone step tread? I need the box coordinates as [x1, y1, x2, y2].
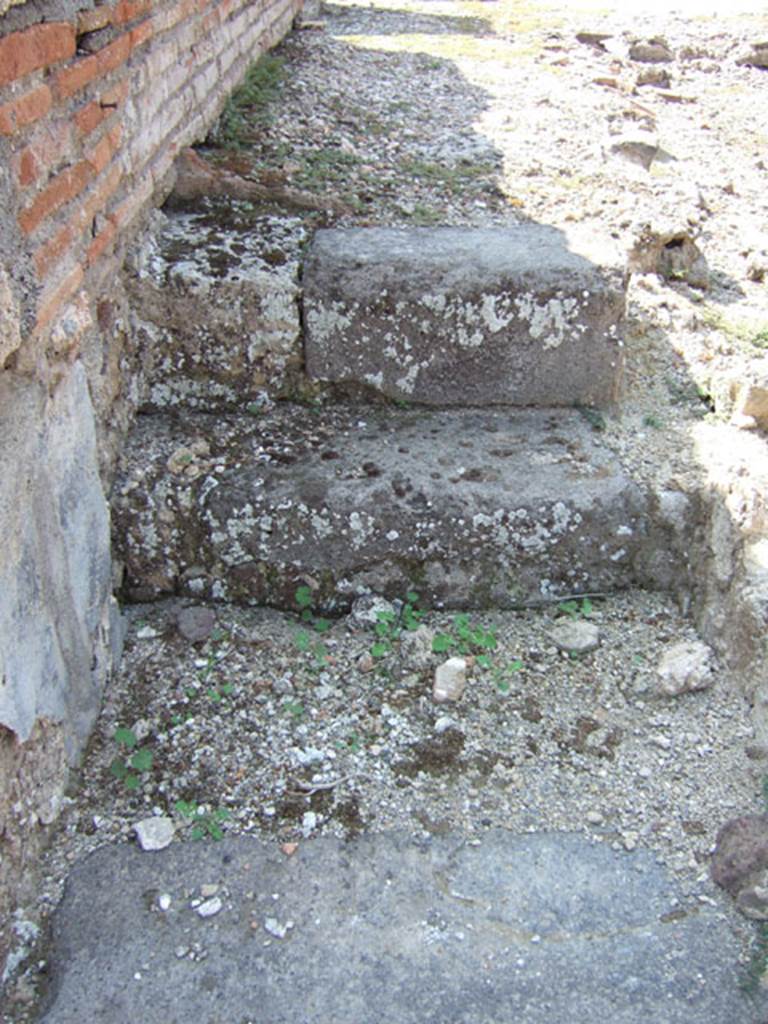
[39, 832, 764, 1023]
[112, 403, 676, 609]
[303, 225, 626, 408]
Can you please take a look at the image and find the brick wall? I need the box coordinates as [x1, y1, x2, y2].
[0, 0, 301, 979]
[0, 0, 300, 388]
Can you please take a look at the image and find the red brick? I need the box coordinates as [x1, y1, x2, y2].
[86, 220, 117, 266]
[130, 18, 154, 48]
[55, 54, 99, 100]
[85, 123, 122, 174]
[0, 83, 52, 136]
[97, 32, 132, 74]
[100, 79, 130, 107]
[0, 22, 75, 88]
[34, 264, 84, 333]
[33, 222, 74, 279]
[82, 162, 123, 222]
[75, 100, 107, 137]
[18, 160, 94, 236]
[15, 147, 39, 187]
[113, 0, 152, 24]
[76, 7, 114, 35]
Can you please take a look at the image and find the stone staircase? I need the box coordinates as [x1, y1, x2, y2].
[35, 203, 765, 1023]
[112, 207, 684, 615]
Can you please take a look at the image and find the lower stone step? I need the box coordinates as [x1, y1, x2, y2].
[39, 833, 764, 1024]
[113, 403, 678, 610]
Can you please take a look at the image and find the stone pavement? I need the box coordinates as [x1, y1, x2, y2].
[38, 831, 766, 1023]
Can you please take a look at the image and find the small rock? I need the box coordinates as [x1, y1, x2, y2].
[176, 605, 217, 644]
[264, 917, 293, 939]
[357, 652, 375, 673]
[737, 43, 768, 69]
[281, 842, 298, 856]
[735, 384, 768, 431]
[636, 67, 671, 88]
[302, 811, 317, 836]
[158, 893, 172, 912]
[200, 884, 219, 898]
[610, 132, 659, 171]
[586, 810, 604, 825]
[628, 224, 708, 289]
[736, 874, 768, 920]
[712, 816, 768, 901]
[548, 620, 600, 654]
[136, 625, 160, 640]
[435, 715, 457, 734]
[349, 594, 397, 630]
[746, 250, 767, 282]
[134, 816, 175, 852]
[399, 626, 435, 671]
[655, 640, 713, 697]
[197, 897, 223, 918]
[433, 658, 467, 703]
[629, 38, 673, 64]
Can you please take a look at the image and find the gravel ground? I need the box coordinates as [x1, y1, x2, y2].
[4, 0, 768, 1017]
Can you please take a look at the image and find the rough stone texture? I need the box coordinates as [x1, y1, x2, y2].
[38, 832, 764, 1023]
[303, 226, 626, 408]
[711, 815, 768, 897]
[655, 640, 713, 697]
[627, 223, 709, 289]
[111, 404, 679, 611]
[628, 38, 673, 63]
[124, 202, 306, 411]
[548, 620, 601, 654]
[0, 364, 113, 750]
[0, 268, 21, 369]
[433, 657, 467, 702]
[134, 817, 175, 852]
[176, 606, 217, 644]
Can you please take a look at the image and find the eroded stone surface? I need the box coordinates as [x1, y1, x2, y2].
[303, 226, 626, 407]
[124, 201, 306, 411]
[38, 832, 762, 1023]
[111, 403, 681, 610]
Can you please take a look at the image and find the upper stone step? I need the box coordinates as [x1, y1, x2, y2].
[112, 403, 678, 611]
[303, 226, 626, 408]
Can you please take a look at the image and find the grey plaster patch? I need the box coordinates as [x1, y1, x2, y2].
[38, 831, 763, 1023]
[0, 365, 113, 754]
[111, 403, 681, 610]
[303, 226, 625, 407]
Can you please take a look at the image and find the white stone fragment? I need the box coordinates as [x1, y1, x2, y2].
[158, 893, 172, 912]
[433, 658, 467, 703]
[655, 640, 713, 697]
[264, 917, 293, 939]
[197, 897, 223, 918]
[548, 620, 600, 654]
[134, 816, 175, 852]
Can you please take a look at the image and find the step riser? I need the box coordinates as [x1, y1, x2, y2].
[113, 407, 679, 610]
[303, 226, 626, 408]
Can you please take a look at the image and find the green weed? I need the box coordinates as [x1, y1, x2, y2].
[213, 54, 285, 148]
[557, 597, 593, 620]
[432, 613, 498, 668]
[371, 592, 423, 659]
[174, 800, 231, 841]
[110, 727, 153, 792]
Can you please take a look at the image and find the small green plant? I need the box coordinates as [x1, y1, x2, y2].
[213, 54, 285, 147]
[207, 682, 235, 704]
[335, 732, 363, 753]
[110, 727, 153, 791]
[643, 413, 662, 429]
[557, 597, 593, 620]
[283, 699, 305, 720]
[575, 404, 606, 431]
[174, 800, 231, 841]
[370, 592, 423, 659]
[493, 659, 523, 694]
[432, 614, 498, 668]
[294, 586, 331, 671]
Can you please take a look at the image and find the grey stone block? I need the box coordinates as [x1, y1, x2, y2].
[0, 365, 113, 756]
[39, 832, 764, 1023]
[111, 403, 675, 610]
[303, 226, 625, 407]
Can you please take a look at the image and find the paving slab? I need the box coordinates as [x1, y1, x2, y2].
[303, 226, 626, 407]
[112, 403, 681, 609]
[38, 831, 763, 1023]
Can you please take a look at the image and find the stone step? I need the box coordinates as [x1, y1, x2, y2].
[303, 226, 626, 408]
[112, 403, 679, 610]
[38, 832, 765, 1023]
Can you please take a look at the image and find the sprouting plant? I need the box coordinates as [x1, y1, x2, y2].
[557, 597, 593, 620]
[207, 682, 235, 704]
[643, 413, 662, 429]
[174, 800, 231, 841]
[335, 732, 362, 753]
[294, 586, 331, 671]
[283, 700, 305, 720]
[432, 614, 498, 668]
[370, 592, 423, 659]
[494, 659, 523, 694]
[110, 727, 153, 791]
[575, 403, 606, 432]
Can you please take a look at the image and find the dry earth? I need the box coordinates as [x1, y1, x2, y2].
[4, 0, 768, 1018]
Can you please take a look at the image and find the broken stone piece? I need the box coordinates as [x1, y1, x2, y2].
[134, 816, 175, 852]
[197, 897, 223, 918]
[636, 67, 671, 88]
[548, 620, 600, 654]
[737, 44, 768, 69]
[433, 658, 467, 703]
[655, 640, 713, 697]
[176, 605, 217, 643]
[711, 815, 768, 897]
[629, 38, 673, 63]
[610, 132, 659, 171]
[399, 626, 435, 671]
